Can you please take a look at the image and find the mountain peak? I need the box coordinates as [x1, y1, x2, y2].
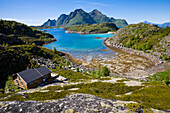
[74, 9, 84, 12]
[92, 9, 100, 13]
[90, 9, 102, 15]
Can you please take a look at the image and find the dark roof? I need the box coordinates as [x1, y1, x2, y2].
[18, 68, 42, 83]
[36, 66, 51, 76]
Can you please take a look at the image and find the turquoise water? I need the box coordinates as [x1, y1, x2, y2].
[42, 28, 117, 61]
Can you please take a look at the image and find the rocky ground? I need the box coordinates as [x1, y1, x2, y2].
[0, 94, 138, 113]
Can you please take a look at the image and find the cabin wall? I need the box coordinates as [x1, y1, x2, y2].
[13, 75, 28, 89]
[27, 78, 43, 89]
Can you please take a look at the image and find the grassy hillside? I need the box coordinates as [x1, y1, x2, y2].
[0, 20, 65, 94]
[0, 20, 55, 45]
[63, 22, 119, 33]
[109, 23, 170, 61]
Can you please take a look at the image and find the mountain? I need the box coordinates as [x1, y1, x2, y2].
[108, 23, 170, 61]
[89, 9, 111, 24]
[89, 9, 128, 27]
[42, 9, 128, 27]
[55, 14, 68, 26]
[63, 22, 119, 34]
[61, 9, 96, 26]
[143, 21, 170, 28]
[43, 19, 57, 27]
[160, 22, 170, 28]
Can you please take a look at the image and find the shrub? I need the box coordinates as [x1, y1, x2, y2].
[101, 66, 110, 76]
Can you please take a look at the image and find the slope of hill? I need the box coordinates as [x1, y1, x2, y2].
[0, 20, 56, 45]
[0, 20, 65, 93]
[108, 23, 170, 61]
[42, 9, 128, 27]
[63, 22, 119, 34]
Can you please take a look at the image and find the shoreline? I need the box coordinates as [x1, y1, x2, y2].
[103, 37, 167, 66]
[65, 30, 114, 35]
[42, 38, 57, 46]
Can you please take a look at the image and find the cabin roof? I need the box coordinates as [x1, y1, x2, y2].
[17, 66, 51, 83]
[36, 66, 51, 76]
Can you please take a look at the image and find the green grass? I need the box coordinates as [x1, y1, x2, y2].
[25, 91, 69, 101]
[73, 82, 142, 99]
[51, 69, 94, 82]
[0, 95, 27, 101]
[125, 103, 153, 113]
[44, 82, 142, 99]
[0, 92, 16, 99]
[98, 77, 112, 80]
[1, 82, 142, 101]
[119, 82, 170, 110]
[147, 69, 170, 85]
[116, 79, 130, 82]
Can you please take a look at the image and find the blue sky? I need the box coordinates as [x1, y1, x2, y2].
[0, 0, 170, 25]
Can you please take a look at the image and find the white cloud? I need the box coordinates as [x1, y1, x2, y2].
[1, 18, 44, 26]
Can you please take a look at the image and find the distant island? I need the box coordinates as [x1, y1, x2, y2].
[143, 21, 170, 28]
[63, 22, 118, 34]
[42, 9, 128, 28]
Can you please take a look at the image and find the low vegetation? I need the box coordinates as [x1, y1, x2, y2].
[51, 69, 94, 82]
[1, 82, 142, 101]
[125, 103, 153, 113]
[96, 66, 110, 77]
[63, 22, 118, 33]
[110, 23, 170, 61]
[119, 82, 170, 110]
[147, 69, 170, 85]
[0, 19, 54, 44]
[116, 79, 130, 82]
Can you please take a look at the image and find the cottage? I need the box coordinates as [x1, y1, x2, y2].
[12, 66, 58, 89]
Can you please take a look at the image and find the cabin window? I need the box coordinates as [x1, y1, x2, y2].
[16, 80, 19, 85]
[43, 79, 46, 82]
[29, 82, 33, 85]
[21, 81, 24, 86]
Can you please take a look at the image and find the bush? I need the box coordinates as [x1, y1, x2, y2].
[96, 66, 110, 77]
[101, 66, 110, 76]
[76, 67, 79, 72]
[148, 69, 170, 85]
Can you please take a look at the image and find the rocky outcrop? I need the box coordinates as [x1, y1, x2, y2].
[0, 94, 130, 113]
[32, 57, 59, 69]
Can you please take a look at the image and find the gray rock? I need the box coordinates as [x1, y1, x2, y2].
[0, 94, 129, 113]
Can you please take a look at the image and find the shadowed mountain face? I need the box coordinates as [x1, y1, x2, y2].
[42, 9, 128, 27]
